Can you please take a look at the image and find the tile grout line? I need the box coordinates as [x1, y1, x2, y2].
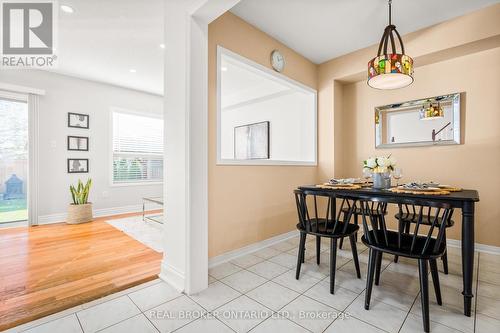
[87, 296, 143, 333]
[473, 252, 480, 333]
[230, 241, 388, 333]
[338, 293, 393, 333]
[75, 313, 85, 333]
[320, 281, 368, 333]
[215, 261, 331, 333]
[248, 244, 378, 333]
[396, 288, 420, 333]
[125, 294, 161, 333]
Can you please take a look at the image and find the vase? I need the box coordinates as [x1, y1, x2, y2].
[372, 172, 391, 189]
[67, 203, 93, 224]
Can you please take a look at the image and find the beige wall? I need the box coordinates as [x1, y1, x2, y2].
[208, 13, 318, 258]
[340, 47, 500, 246]
[318, 4, 500, 247]
[208, 5, 500, 258]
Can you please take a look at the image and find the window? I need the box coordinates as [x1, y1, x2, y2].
[111, 109, 163, 184]
[217, 46, 317, 165]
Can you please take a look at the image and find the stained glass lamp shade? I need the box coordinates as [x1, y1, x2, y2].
[367, 1, 414, 90]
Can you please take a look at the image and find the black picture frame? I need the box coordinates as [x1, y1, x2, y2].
[68, 112, 89, 129]
[67, 159, 89, 173]
[67, 136, 89, 151]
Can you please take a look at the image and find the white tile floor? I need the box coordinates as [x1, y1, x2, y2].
[5, 236, 500, 333]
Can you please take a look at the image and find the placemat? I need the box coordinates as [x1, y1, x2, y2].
[316, 184, 362, 190]
[388, 187, 450, 195]
[438, 186, 462, 192]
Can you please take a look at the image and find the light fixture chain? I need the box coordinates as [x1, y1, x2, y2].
[389, 0, 392, 25]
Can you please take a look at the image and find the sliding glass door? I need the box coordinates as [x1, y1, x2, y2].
[0, 93, 29, 225]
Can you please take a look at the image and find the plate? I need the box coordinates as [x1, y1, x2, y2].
[399, 186, 441, 192]
[329, 178, 365, 185]
[324, 183, 357, 187]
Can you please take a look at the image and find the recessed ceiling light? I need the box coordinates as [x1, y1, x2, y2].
[129, 69, 137, 73]
[221, 66, 228, 72]
[60, 5, 74, 13]
[159, 44, 165, 49]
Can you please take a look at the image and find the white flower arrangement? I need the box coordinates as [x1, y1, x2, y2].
[363, 155, 396, 173]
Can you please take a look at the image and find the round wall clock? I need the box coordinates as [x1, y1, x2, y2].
[270, 50, 285, 72]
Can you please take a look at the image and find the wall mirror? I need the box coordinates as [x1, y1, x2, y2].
[217, 46, 317, 165]
[375, 93, 461, 148]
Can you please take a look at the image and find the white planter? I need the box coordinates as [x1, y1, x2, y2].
[67, 203, 93, 224]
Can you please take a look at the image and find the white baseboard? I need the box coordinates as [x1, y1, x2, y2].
[446, 239, 500, 255]
[207, 230, 500, 269]
[37, 204, 143, 225]
[208, 229, 299, 268]
[159, 261, 185, 293]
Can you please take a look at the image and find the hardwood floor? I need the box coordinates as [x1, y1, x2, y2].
[0, 213, 163, 331]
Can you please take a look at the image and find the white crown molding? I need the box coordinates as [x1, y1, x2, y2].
[0, 82, 45, 95]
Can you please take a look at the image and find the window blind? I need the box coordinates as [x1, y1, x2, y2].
[112, 111, 163, 184]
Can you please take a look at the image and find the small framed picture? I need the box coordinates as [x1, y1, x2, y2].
[67, 136, 89, 151]
[68, 159, 89, 173]
[68, 112, 89, 129]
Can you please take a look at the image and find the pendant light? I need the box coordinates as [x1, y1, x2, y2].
[368, 0, 414, 89]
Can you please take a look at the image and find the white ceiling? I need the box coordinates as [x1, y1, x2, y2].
[50, 0, 164, 95]
[231, 0, 500, 64]
[221, 55, 290, 109]
[49, 0, 499, 94]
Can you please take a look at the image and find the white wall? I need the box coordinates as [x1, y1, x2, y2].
[0, 70, 163, 221]
[386, 105, 454, 143]
[221, 91, 315, 161]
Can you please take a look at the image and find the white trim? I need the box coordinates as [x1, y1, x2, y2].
[161, 0, 241, 296]
[216, 45, 318, 166]
[217, 159, 317, 166]
[446, 239, 500, 255]
[108, 107, 164, 187]
[38, 204, 144, 225]
[110, 181, 163, 188]
[28, 94, 40, 226]
[206, 230, 500, 269]
[0, 89, 28, 102]
[208, 230, 299, 268]
[159, 262, 186, 292]
[0, 89, 39, 227]
[0, 82, 45, 95]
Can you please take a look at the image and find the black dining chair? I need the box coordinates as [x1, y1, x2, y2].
[338, 201, 387, 250]
[294, 189, 361, 294]
[393, 204, 454, 274]
[359, 198, 449, 333]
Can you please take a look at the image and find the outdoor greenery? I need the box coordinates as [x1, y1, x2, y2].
[70, 179, 92, 205]
[0, 198, 27, 223]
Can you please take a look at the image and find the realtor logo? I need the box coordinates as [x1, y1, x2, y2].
[1, 0, 58, 68]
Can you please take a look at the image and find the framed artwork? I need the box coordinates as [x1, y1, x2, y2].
[234, 121, 270, 160]
[67, 159, 89, 173]
[68, 112, 89, 129]
[67, 136, 89, 151]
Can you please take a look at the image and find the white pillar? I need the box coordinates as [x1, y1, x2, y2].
[161, 0, 240, 294]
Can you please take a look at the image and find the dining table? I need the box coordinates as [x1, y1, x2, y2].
[298, 184, 480, 317]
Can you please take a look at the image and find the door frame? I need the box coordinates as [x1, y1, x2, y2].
[0, 83, 44, 227]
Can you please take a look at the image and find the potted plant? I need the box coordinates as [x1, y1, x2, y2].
[67, 179, 93, 224]
[363, 155, 396, 189]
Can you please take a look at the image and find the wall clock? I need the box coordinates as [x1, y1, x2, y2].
[270, 50, 285, 72]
